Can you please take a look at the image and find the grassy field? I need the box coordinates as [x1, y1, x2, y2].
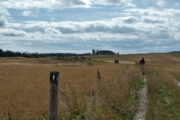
[146, 67, 180, 120]
[0, 53, 180, 120]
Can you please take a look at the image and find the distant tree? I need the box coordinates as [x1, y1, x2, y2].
[96, 50, 115, 55]
[95, 49, 99, 55]
[0, 48, 90, 58]
[0, 49, 3, 56]
[92, 49, 96, 55]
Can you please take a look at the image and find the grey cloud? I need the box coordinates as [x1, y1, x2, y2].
[92, 0, 135, 7]
[0, 0, 134, 10]
[1, 0, 180, 11]
[111, 26, 136, 33]
[145, 30, 170, 39]
[1, 7, 179, 54]
[0, 29, 28, 36]
[7, 35, 180, 54]
[0, 16, 7, 27]
[58, 24, 136, 34]
[123, 17, 138, 24]
[23, 26, 46, 33]
[144, 18, 164, 24]
[56, 26, 78, 34]
[94, 0, 132, 4]
[83, 24, 135, 34]
[106, 0, 125, 3]
[64, 0, 87, 5]
[10, 21, 137, 34]
[4, 33, 22, 36]
[0, 0, 91, 9]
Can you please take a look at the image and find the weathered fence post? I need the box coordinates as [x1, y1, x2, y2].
[48, 72, 59, 120]
[92, 90, 96, 106]
[8, 109, 11, 120]
[97, 70, 101, 89]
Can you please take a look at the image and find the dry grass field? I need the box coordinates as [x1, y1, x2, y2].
[146, 66, 180, 120]
[0, 53, 180, 120]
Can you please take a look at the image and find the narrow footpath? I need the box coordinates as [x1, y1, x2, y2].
[174, 79, 180, 87]
[134, 76, 147, 120]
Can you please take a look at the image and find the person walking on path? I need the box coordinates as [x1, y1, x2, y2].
[139, 57, 145, 75]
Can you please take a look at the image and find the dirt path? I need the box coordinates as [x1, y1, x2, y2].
[134, 76, 147, 120]
[177, 81, 180, 87]
[105, 60, 135, 64]
[174, 79, 180, 87]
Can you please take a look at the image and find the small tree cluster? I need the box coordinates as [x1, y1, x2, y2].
[92, 49, 115, 55]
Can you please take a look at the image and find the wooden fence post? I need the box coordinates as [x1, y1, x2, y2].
[48, 72, 59, 120]
[97, 70, 101, 89]
[92, 90, 96, 106]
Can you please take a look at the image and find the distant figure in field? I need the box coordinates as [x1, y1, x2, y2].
[114, 59, 119, 64]
[89, 58, 91, 61]
[139, 57, 145, 75]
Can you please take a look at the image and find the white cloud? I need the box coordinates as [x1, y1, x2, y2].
[122, 16, 138, 23]
[8, 19, 138, 35]
[92, 0, 135, 6]
[0, 0, 180, 11]
[156, 0, 166, 6]
[0, 7, 10, 16]
[45, 27, 61, 34]
[1, 12, 178, 43]
[0, 0, 138, 10]
[0, 1, 180, 53]
[0, 28, 28, 36]
[0, 0, 92, 9]
[151, 0, 180, 7]
[142, 16, 165, 24]
[22, 11, 31, 16]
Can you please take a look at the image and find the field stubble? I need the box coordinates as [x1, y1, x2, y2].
[0, 63, 142, 120]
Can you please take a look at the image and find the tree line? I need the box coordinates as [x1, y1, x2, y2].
[0, 49, 90, 58]
[0, 49, 117, 58]
[92, 49, 116, 55]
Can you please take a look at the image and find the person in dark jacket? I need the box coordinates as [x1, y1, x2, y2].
[139, 57, 145, 75]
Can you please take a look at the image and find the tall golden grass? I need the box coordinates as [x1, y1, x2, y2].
[146, 66, 180, 120]
[0, 53, 180, 120]
[0, 63, 141, 120]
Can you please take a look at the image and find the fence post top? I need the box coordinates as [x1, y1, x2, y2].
[50, 71, 59, 83]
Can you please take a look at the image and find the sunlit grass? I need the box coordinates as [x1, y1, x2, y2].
[0, 63, 142, 120]
[0, 53, 180, 120]
[146, 67, 180, 120]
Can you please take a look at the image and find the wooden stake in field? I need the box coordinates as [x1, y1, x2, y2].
[92, 90, 96, 106]
[7, 109, 11, 120]
[48, 72, 59, 120]
[97, 70, 101, 89]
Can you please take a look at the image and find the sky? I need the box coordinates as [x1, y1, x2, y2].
[0, 0, 180, 54]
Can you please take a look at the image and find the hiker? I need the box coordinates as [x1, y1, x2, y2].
[139, 57, 145, 75]
[114, 59, 119, 64]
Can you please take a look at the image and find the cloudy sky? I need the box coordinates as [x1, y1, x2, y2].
[0, 0, 180, 54]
